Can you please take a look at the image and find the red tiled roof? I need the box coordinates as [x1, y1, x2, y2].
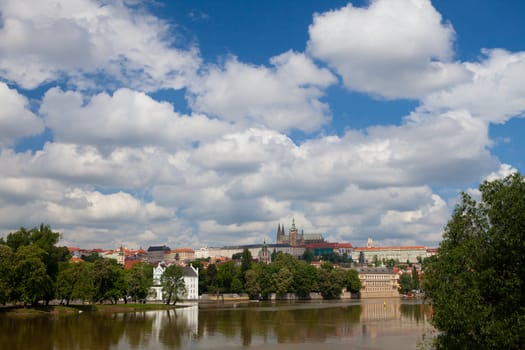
[172, 248, 194, 253]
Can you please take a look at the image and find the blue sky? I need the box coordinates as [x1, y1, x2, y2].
[0, 0, 524, 249]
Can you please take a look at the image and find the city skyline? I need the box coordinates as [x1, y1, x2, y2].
[0, 0, 524, 249]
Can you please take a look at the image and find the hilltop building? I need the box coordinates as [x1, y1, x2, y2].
[353, 238, 435, 264]
[276, 218, 324, 246]
[147, 245, 171, 264]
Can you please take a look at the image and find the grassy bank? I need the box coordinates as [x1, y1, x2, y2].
[0, 303, 179, 317]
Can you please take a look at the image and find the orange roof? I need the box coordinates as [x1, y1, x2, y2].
[124, 259, 143, 270]
[335, 243, 353, 248]
[172, 248, 194, 253]
[68, 247, 81, 252]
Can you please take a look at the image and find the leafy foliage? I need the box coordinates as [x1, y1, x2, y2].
[424, 173, 525, 349]
[161, 265, 186, 304]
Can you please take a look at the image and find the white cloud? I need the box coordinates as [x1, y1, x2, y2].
[0, 0, 200, 90]
[40, 88, 233, 150]
[483, 163, 517, 182]
[307, 0, 471, 99]
[188, 51, 336, 132]
[0, 83, 44, 146]
[422, 49, 525, 123]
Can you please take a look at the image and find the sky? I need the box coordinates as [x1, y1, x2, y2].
[0, 0, 524, 250]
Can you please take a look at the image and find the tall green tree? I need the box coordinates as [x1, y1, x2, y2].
[126, 262, 153, 303]
[161, 265, 186, 304]
[206, 263, 218, 294]
[273, 267, 294, 297]
[240, 249, 253, 274]
[13, 245, 51, 306]
[217, 260, 241, 293]
[398, 273, 413, 294]
[343, 269, 361, 294]
[56, 262, 94, 304]
[244, 269, 261, 299]
[0, 244, 14, 304]
[92, 259, 121, 303]
[317, 268, 344, 299]
[293, 261, 318, 298]
[424, 173, 525, 349]
[411, 266, 419, 291]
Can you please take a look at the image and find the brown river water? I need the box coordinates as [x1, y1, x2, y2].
[0, 300, 435, 350]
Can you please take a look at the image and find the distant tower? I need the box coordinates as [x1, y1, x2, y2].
[259, 240, 271, 264]
[117, 244, 125, 265]
[276, 223, 284, 244]
[367, 237, 374, 248]
[289, 217, 298, 246]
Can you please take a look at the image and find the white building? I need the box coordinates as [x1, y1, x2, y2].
[151, 263, 199, 301]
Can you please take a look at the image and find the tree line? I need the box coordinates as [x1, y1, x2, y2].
[193, 249, 361, 300]
[0, 224, 153, 306]
[0, 225, 361, 306]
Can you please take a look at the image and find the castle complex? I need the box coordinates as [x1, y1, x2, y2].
[276, 218, 324, 246]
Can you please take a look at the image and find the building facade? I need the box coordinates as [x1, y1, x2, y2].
[147, 245, 171, 264]
[357, 267, 400, 299]
[353, 239, 429, 264]
[151, 263, 199, 301]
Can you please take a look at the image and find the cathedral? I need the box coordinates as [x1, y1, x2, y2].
[276, 218, 324, 246]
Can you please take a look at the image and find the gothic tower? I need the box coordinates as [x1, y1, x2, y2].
[276, 223, 284, 244]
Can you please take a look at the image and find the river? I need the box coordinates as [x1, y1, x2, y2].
[0, 300, 434, 350]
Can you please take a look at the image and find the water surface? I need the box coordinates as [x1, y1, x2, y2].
[0, 300, 434, 349]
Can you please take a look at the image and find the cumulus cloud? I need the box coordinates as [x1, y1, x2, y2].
[0, 83, 44, 146]
[0, 0, 521, 249]
[0, 0, 200, 90]
[188, 51, 336, 132]
[307, 0, 471, 99]
[40, 88, 233, 150]
[421, 49, 525, 123]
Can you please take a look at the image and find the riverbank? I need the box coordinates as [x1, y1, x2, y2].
[0, 303, 180, 317]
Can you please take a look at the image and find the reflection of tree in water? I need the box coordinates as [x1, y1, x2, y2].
[120, 312, 154, 347]
[198, 304, 363, 345]
[0, 313, 129, 350]
[158, 309, 194, 349]
[0, 316, 55, 350]
[399, 303, 433, 323]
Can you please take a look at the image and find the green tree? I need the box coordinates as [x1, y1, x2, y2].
[317, 268, 344, 299]
[13, 245, 51, 306]
[92, 259, 121, 303]
[126, 262, 153, 303]
[244, 269, 261, 299]
[398, 273, 413, 294]
[240, 249, 253, 274]
[207, 263, 218, 294]
[343, 269, 361, 294]
[424, 173, 525, 349]
[217, 260, 241, 293]
[161, 265, 186, 304]
[293, 261, 318, 298]
[0, 244, 14, 304]
[411, 266, 419, 291]
[56, 262, 94, 304]
[273, 267, 294, 297]
[302, 249, 314, 263]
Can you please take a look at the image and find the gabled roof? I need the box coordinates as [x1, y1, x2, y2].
[183, 265, 198, 278]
